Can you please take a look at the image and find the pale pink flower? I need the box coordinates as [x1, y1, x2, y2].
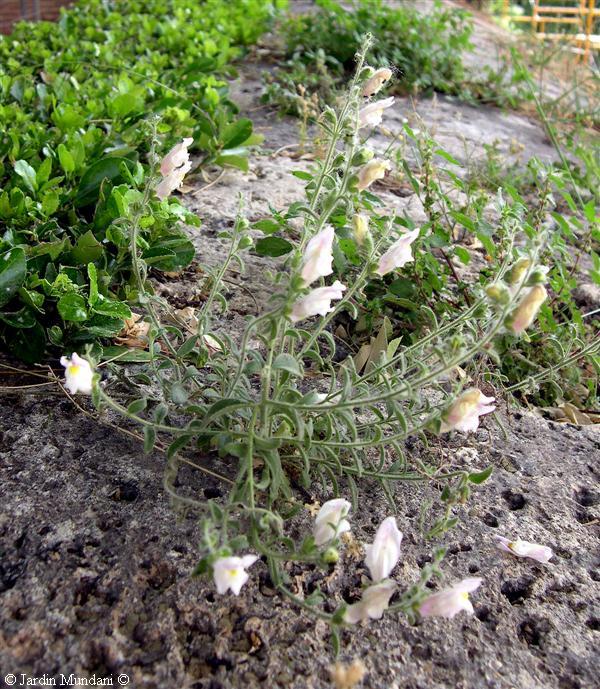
[419, 577, 482, 619]
[362, 68, 393, 97]
[441, 388, 496, 433]
[357, 159, 391, 191]
[301, 226, 335, 286]
[290, 281, 346, 323]
[313, 498, 351, 546]
[375, 228, 420, 275]
[160, 137, 193, 176]
[213, 554, 258, 595]
[365, 517, 403, 582]
[507, 285, 547, 334]
[156, 137, 193, 199]
[359, 97, 395, 128]
[60, 352, 94, 395]
[344, 580, 397, 624]
[495, 536, 553, 564]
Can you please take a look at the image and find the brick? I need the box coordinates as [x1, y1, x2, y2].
[1, 0, 74, 35]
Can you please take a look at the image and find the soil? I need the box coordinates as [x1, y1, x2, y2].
[1, 2, 598, 688]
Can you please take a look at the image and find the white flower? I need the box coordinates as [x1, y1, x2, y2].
[301, 226, 335, 286]
[507, 284, 547, 334]
[60, 353, 94, 395]
[359, 97, 395, 128]
[362, 68, 393, 97]
[419, 577, 482, 619]
[375, 228, 420, 276]
[156, 137, 193, 200]
[441, 388, 496, 433]
[357, 159, 390, 191]
[495, 536, 553, 564]
[212, 554, 258, 595]
[344, 580, 397, 624]
[313, 498, 351, 546]
[365, 517, 403, 582]
[290, 281, 346, 323]
[160, 137, 193, 176]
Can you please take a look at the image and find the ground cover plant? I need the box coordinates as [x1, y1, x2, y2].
[263, 0, 473, 115]
[0, 0, 283, 361]
[54, 42, 599, 648]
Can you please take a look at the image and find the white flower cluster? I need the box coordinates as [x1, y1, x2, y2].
[207, 499, 553, 627]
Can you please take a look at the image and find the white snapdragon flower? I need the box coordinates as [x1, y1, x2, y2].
[301, 226, 335, 286]
[344, 580, 397, 624]
[160, 137, 193, 176]
[375, 228, 420, 276]
[313, 498, 351, 546]
[60, 353, 94, 395]
[365, 517, 403, 582]
[359, 97, 395, 128]
[361, 68, 393, 97]
[495, 536, 553, 564]
[419, 577, 482, 619]
[357, 159, 390, 191]
[290, 281, 346, 323]
[440, 388, 496, 433]
[156, 137, 193, 200]
[212, 554, 258, 595]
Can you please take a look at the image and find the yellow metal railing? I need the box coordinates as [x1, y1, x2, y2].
[501, 0, 599, 61]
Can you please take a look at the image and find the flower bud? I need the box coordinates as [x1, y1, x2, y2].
[352, 214, 370, 246]
[506, 284, 547, 334]
[322, 547, 340, 565]
[351, 147, 375, 166]
[526, 266, 549, 285]
[505, 257, 531, 285]
[486, 283, 511, 305]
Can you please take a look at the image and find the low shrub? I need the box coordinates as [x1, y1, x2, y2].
[0, 0, 284, 361]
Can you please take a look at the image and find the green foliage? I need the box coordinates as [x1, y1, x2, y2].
[263, 0, 473, 113]
[0, 0, 283, 360]
[350, 122, 599, 407]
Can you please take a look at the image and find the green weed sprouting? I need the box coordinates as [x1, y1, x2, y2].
[62, 39, 595, 641]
